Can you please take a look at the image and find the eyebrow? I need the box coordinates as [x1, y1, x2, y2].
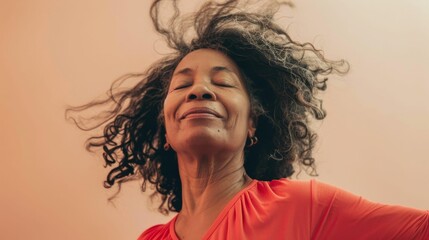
[211, 66, 234, 75]
[173, 66, 235, 77]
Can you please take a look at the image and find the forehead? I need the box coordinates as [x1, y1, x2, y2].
[174, 48, 241, 74]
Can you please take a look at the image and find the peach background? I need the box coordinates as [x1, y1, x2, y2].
[1, 0, 428, 239]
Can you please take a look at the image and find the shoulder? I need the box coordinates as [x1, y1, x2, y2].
[251, 178, 348, 208]
[246, 178, 316, 213]
[253, 178, 314, 199]
[137, 222, 172, 240]
[238, 178, 319, 232]
[272, 178, 366, 208]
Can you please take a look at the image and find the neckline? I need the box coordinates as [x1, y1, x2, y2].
[170, 179, 258, 240]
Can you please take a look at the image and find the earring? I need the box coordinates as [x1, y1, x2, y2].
[246, 135, 258, 147]
[163, 142, 170, 151]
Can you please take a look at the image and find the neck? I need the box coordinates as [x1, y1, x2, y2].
[176, 151, 252, 218]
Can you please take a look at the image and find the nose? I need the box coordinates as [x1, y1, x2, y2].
[186, 83, 216, 101]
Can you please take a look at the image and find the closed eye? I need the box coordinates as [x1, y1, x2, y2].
[214, 82, 234, 88]
[174, 84, 191, 90]
[212, 76, 236, 87]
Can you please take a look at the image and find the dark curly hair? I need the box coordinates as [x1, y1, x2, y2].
[66, 0, 348, 215]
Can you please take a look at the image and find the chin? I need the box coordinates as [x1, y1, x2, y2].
[177, 129, 224, 149]
[186, 130, 221, 144]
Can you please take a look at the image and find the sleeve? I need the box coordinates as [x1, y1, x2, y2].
[310, 179, 429, 240]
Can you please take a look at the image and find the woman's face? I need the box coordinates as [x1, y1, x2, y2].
[163, 48, 255, 154]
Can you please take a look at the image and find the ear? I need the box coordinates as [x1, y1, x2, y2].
[248, 117, 257, 137]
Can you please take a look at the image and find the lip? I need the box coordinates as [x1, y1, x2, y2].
[180, 107, 222, 120]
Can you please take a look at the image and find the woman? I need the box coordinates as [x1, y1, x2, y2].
[67, 0, 429, 239]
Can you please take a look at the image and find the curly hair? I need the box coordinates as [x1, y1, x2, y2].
[66, 0, 348, 215]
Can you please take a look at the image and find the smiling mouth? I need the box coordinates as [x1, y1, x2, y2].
[180, 107, 222, 120]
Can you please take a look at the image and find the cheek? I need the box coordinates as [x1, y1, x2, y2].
[163, 93, 186, 137]
[225, 96, 251, 129]
[162, 95, 176, 129]
[163, 93, 176, 115]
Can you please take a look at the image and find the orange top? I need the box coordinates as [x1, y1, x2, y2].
[138, 179, 429, 240]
